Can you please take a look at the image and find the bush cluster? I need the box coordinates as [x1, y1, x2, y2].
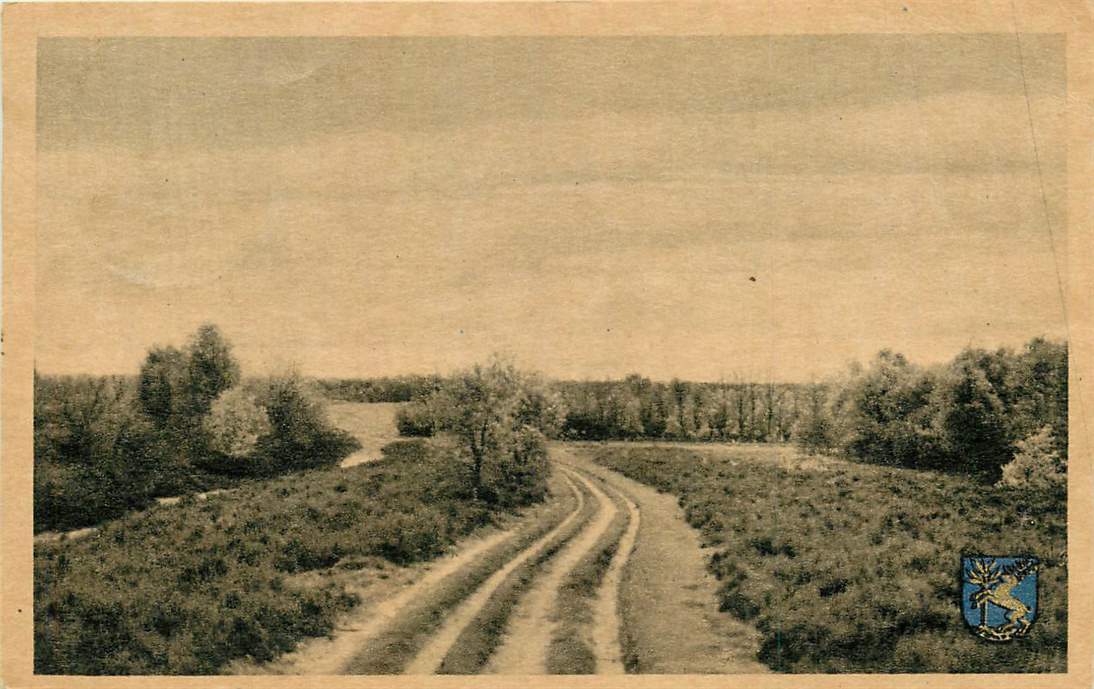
[592, 445, 1067, 673]
[794, 338, 1067, 482]
[34, 324, 360, 532]
[394, 399, 435, 437]
[34, 440, 502, 674]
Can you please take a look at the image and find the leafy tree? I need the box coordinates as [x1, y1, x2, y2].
[424, 357, 555, 503]
[137, 345, 187, 428]
[256, 370, 355, 471]
[1005, 338, 1067, 455]
[185, 324, 241, 418]
[842, 351, 940, 469]
[620, 396, 645, 437]
[513, 374, 566, 437]
[931, 352, 1012, 479]
[426, 358, 523, 499]
[794, 384, 835, 455]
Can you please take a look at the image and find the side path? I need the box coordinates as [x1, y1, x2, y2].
[557, 445, 769, 674]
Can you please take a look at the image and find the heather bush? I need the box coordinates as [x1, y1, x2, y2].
[395, 398, 434, 437]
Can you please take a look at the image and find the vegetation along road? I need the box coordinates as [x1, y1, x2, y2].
[248, 444, 764, 675]
[35, 345, 1066, 675]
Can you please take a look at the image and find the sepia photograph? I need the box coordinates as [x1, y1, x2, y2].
[2, 2, 1091, 687]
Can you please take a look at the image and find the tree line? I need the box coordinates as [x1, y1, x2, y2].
[318, 375, 444, 403]
[391, 337, 1066, 487]
[349, 374, 809, 443]
[33, 324, 359, 532]
[794, 337, 1066, 486]
[555, 377, 805, 442]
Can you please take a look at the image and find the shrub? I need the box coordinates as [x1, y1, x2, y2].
[33, 375, 162, 531]
[203, 388, 271, 459]
[483, 426, 550, 507]
[395, 399, 434, 437]
[254, 372, 361, 473]
[998, 426, 1066, 493]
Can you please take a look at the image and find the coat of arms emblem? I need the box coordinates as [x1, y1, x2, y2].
[962, 555, 1039, 641]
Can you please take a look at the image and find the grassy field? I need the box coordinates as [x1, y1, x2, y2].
[587, 443, 1067, 673]
[34, 440, 515, 675]
[326, 402, 403, 467]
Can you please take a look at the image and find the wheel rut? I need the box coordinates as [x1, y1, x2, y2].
[481, 465, 620, 674]
[403, 469, 589, 674]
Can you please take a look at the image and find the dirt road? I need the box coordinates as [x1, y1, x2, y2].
[258, 444, 765, 675]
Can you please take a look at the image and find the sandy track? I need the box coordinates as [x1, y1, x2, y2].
[403, 470, 588, 674]
[258, 443, 763, 676]
[589, 480, 640, 673]
[482, 465, 619, 674]
[563, 447, 768, 674]
[260, 526, 518, 674]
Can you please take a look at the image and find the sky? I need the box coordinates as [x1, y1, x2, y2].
[35, 35, 1067, 382]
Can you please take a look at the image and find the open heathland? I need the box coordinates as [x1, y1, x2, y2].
[589, 443, 1066, 673]
[34, 440, 518, 675]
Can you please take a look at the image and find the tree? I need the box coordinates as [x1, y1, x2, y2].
[137, 345, 188, 428]
[185, 324, 241, 418]
[710, 383, 731, 439]
[842, 351, 940, 469]
[794, 384, 834, 455]
[513, 374, 567, 437]
[761, 382, 784, 442]
[620, 396, 645, 437]
[426, 358, 526, 500]
[931, 352, 1012, 479]
[257, 370, 359, 472]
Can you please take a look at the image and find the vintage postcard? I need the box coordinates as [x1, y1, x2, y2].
[2, 2, 1092, 688]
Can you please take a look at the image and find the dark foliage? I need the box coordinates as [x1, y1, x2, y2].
[394, 398, 435, 437]
[804, 338, 1067, 481]
[317, 375, 444, 403]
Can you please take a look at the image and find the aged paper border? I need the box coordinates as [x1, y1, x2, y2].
[3, 2, 1092, 688]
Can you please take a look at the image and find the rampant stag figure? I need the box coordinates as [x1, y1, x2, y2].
[965, 557, 1038, 640]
